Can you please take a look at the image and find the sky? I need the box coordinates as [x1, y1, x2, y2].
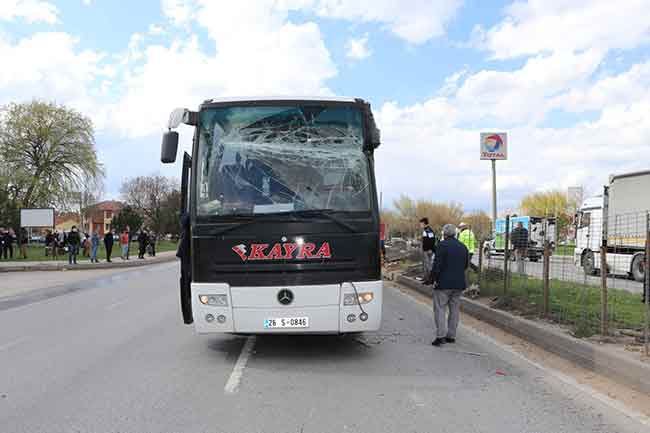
[1, 0, 650, 214]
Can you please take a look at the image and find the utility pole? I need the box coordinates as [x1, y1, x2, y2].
[481, 133, 508, 230]
[491, 159, 497, 227]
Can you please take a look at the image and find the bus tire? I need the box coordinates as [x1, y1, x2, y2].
[582, 250, 596, 276]
[631, 254, 645, 282]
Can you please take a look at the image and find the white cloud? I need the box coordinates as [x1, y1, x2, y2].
[108, 0, 337, 137]
[314, 0, 462, 44]
[161, 0, 194, 26]
[82, 0, 92, 5]
[375, 54, 650, 210]
[345, 34, 371, 60]
[454, 49, 604, 124]
[478, 0, 650, 59]
[0, 32, 106, 113]
[0, 0, 59, 23]
[552, 60, 650, 113]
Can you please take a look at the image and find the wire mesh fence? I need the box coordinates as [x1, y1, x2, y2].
[474, 213, 650, 349]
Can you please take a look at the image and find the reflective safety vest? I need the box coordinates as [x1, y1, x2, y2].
[458, 229, 476, 253]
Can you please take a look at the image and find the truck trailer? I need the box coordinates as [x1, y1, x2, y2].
[574, 170, 650, 281]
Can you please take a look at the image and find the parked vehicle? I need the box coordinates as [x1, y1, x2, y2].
[574, 170, 650, 281]
[483, 216, 556, 262]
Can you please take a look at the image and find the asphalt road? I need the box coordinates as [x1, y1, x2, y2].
[0, 263, 645, 433]
[484, 255, 644, 294]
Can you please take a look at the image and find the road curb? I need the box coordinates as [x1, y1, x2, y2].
[0, 254, 177, 273]
[396, 274, 650, 396]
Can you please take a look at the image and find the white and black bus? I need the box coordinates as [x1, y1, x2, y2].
[161, 96, 383, 334]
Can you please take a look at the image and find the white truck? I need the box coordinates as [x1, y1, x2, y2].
[574, 170, 650, 281]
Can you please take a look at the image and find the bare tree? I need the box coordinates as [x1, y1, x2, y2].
[120, 175, 177, 234]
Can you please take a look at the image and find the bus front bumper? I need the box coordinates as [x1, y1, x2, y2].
[190, 281, 383, 334]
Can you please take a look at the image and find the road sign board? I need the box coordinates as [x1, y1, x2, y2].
[20, 208, 54, 227]
[480, 132, 507, 160]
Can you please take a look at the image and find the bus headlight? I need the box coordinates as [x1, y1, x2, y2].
[199, 294, 228, 306]
[343, 292, 374, 305]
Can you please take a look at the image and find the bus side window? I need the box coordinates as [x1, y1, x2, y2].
[579, 212, 591, 228]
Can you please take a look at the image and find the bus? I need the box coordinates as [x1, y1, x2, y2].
[161, 96, 383, 334]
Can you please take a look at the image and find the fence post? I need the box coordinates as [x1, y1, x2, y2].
[643, 212, 650, 356]
[600, 244, 608, 336]
[504, 215, 510, 295]
[543, 239, 550, 318]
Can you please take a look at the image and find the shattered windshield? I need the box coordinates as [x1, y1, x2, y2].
[196, 104, 372, 216]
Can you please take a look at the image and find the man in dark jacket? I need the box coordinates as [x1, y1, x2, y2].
[104, 229, 115, 262]
[3, 228, 15, 259]
[430, 223, 469, 347]
[511, 222, 529, 275]
[419, 217, 437, 280]
[67, 226, 81, 265]
[137, 230, 149, 259]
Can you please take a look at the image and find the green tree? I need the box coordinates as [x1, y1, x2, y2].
[112, 205, 143, 233]
[0, 101, 104, 211]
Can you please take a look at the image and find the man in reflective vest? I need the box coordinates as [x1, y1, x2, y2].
[458, 222, 477, 285]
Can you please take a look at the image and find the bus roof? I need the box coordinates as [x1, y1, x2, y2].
[203, 96, 359, 104]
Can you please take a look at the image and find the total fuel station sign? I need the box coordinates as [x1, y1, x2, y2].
[480, 132, 508, 160]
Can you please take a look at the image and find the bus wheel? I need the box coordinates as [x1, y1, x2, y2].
[631, 254, 645, 282]
[582, 250, 596, 276]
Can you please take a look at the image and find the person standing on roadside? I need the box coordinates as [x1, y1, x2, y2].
[90, 231, 100, 263]
[430, 224, 469, 347]
[67, 226, 81, 265]
[419, 217, 437, 281]
[0, 228, 6, 260]
[120, 229, 130, 260]
[3, 228, 15, 259]
[148, 232, 157, 257]
[82, 233, 91, 257]
[511, 221, 529, 275]
[52, 230, 60, 260]
[104, 229, 115, 262]
[18, 227, 28, 259]
[137, 229, 148, 259]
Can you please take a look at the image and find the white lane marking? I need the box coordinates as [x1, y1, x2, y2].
[0, 337, 29, 352]
[392, 285, 650, 428]
[224, 336, 256, 394]
[105, 300, 128, 311]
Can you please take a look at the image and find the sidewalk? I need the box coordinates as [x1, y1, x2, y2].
[0, 250, 177, 272]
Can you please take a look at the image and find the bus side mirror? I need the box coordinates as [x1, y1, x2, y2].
[161, 131, 179, 163]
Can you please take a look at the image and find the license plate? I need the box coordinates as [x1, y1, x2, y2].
[263, 317, 309, 329]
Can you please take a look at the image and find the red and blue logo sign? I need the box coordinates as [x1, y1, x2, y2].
[483, 134, 503, 152]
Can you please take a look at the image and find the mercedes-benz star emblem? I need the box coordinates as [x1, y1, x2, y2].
[277, 289, 294, 306]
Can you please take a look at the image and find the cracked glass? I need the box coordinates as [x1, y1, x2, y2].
[196, 105, 372, 216]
